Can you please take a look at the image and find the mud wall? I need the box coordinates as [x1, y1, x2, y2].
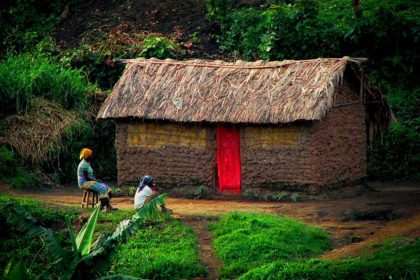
[116, 121, 216, 187]
[240, 124, 313, 190]
[307, 103, 366, 188]
[241, 102, 366, 192]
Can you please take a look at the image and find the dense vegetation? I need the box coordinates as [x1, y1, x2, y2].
[0, 195, 79, 276]
[0, 193, 175, 279]
[0, 53, 116, 186]
[209, 212, 331, 278]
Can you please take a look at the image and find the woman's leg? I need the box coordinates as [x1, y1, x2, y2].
[89, 182, 116, 210]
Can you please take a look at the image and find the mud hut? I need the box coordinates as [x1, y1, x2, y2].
[97, 57, 391, 193]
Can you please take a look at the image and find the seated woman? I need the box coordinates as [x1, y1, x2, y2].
[134, 175, 170, 212]
[77, 148, 117, 211]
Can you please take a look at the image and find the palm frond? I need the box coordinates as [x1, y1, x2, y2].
[0, 201, 46, 237]
[0, 201, 68, 263]
[66, 215, 78, 252]
[76, 204, 100, 256]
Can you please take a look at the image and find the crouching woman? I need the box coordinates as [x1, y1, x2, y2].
[134, 175, 170, 213]
[78, 148, 117, 211]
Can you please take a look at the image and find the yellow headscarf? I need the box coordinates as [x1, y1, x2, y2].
[80, 148, 93, 160]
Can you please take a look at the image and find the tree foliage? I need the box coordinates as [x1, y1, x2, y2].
[205, 0, 419, 179]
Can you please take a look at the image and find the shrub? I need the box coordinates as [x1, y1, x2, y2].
[368, 121, 420, 180]
[127, 186, 137, 196]
[0, 54, 90, 117]
[264, 191, 289, 201]
[4, 168, 38, 189]
[243, 189, 259, 200]
[60, 46, 126, 90]
[46, 117, 117, 183]
[194, 185, 209, 199]
[290, 193, 300, 202]
[140, 35, 180, 59]
[209, 212, 331, 278]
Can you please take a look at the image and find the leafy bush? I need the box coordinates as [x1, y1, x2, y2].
[127, 186, 137, 197]
[139, 35, 180, 59]
[240, 238, 420, 280]
[194, 185, 210, 199]
[264, 191, 289, 201]
[368, 121, 420, 180]
[60, 46, 126, 90]
[0, 54, 90, 117]
[112, 218, 207, 279]
[243, 189, 259, 200]
[4, 168, 38, 189]
[209, 212, 331, 278]
[0, 146, 39, 189]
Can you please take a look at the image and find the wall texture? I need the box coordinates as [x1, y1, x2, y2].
[307, 103, 366, 189]
[116, 121, 216, 187]
[241, 103, 366, 192]
[240, 124, 312, 190]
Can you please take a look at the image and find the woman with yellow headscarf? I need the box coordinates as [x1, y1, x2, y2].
[77, 148, 117, 211]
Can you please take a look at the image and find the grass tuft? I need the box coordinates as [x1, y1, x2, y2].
[209, 212, 331, 278]
[112, 217, 207, 279]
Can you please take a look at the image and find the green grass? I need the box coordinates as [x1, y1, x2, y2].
[0, 53, 90, 117]
[112, 217, 207, 279]
[208, 212, 331, 278]
[0, 194, 79, 225]
[95, 208, 136, 234]
[239, 238, 420, 280]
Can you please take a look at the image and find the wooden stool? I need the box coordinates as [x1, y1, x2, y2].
[81, 189, 99, 209]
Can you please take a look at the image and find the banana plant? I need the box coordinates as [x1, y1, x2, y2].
[0, 194, 167, 280]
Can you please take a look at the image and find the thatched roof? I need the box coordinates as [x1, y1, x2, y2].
[97, 57, 391, 128]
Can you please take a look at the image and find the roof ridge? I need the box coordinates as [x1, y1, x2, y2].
[115, 57, 367, 69]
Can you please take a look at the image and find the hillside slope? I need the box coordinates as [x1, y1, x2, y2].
[53, 0, 223, 58]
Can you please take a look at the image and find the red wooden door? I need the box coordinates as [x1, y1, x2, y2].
[216, 125, 241, 193]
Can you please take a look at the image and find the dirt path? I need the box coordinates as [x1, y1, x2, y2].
[1, 182, 419, 260]
[182, 216, 222, 280]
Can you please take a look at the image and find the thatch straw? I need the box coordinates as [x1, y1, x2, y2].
[4, 98, 79, 163]
[97, 57, 391, 130]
